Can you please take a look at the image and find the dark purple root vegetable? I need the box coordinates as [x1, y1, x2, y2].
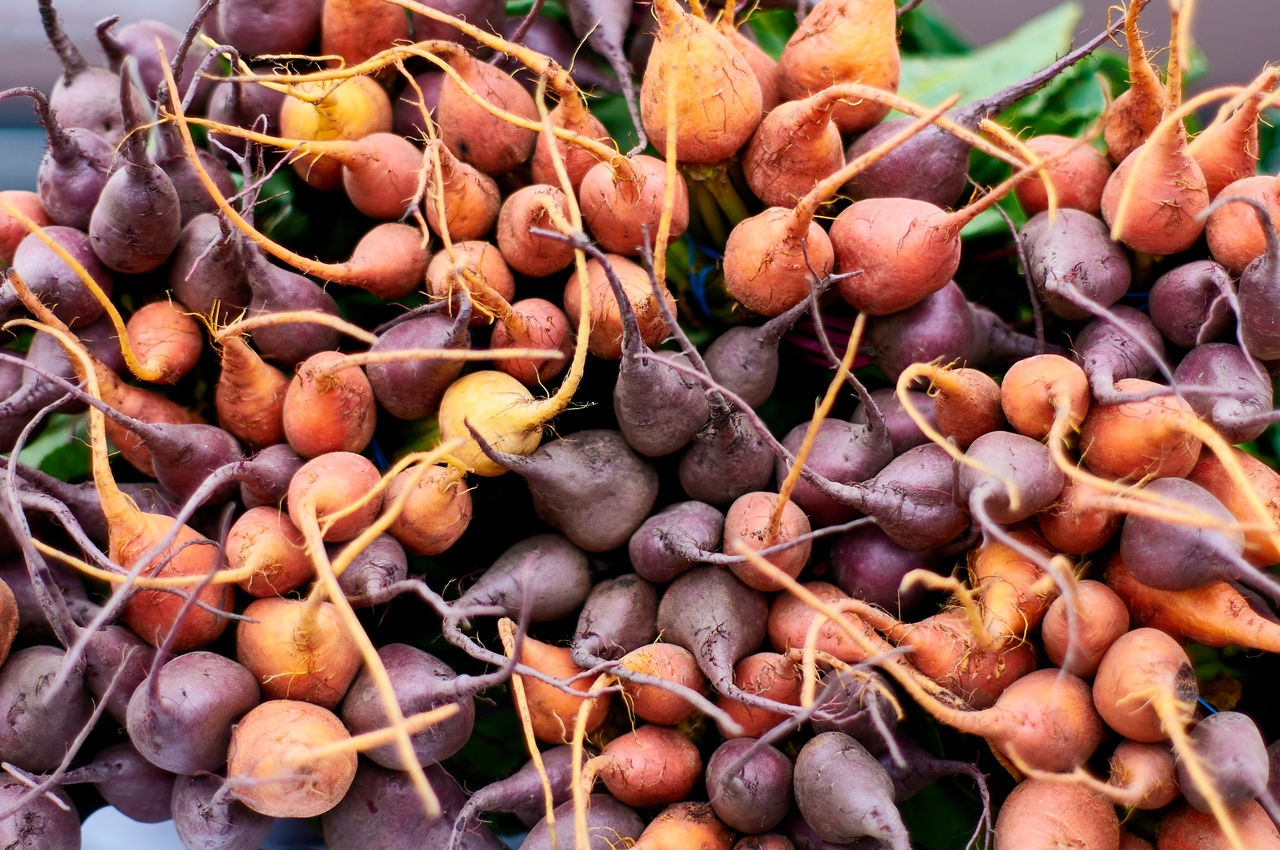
[1176, 710, 1279, 817]
[775, 417, 893, 527]
[1073, 305, 1171, 404]
[0, 645, 94, 772]
[39, 0, 141, 145]
[0, 778, 79, 848]
[87, 61, 182, 274]
[1020, 209, 1132, 321]
[518, 794, 645, 850]
[1148, 260, 1234, 349]
[868, 281, 1040, 378]
[656, 565, 797, 715]
[340, 643, 479, 769]
[7, 225, 114, 328]
[705, 292, 818, 409]
[452, 745, 580, 842]
[0, 559, 95, 642]
[877, 737, 991, 845]
[826, 524, 947, 613]
[452, 533, 592, 624]
[214, 0, 324, 57]
[83, 623, 156, 725]
[809, 442, 971, 551]
[332, 533, 409, 606]
[571, 573, 659, 667]
[170, 773, 276, 850]
[126, 650, 261, 775]
[808, 669, 901, 757]
[794, 731, 909, 849]
[168, 213, 253, 322]
[563, 0, 644, 152]
[851, 388, 934, 457]
[707, 737, 795, 834]
[628, 500, 725, 584]
[472, 427, 660, 553]
[1202, 194, 1280, 360]
[61, 741, 175, 823]
[1120, 476, 1280, 605]
[368, 299, 472, 420]
[324, 761, 506, 850]
[238, 443, 306, 509]
[680, 405, 776, 506]
[1173, 342, 1278, 444]
[958, 430, 1065, 527]
[243, 246, 342, 367]
[205, 69, 287, 160]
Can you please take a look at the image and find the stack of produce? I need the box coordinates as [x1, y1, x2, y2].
[2, 0, 1280, 846]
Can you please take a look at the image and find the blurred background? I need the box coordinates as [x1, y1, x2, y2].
[0, 0, 1274, 186]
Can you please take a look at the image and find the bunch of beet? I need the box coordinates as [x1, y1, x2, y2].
[3, 0, 1280, 847]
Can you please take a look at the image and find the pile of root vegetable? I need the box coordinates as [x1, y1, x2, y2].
[6, 0, 1280, 846]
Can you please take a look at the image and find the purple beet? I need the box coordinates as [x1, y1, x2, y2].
[1020, 209, 1132, 321]
[87, 62, 182, 274]
[1148, 259, 1234, 349]
[214, 0, 324, 57]
[61, 741, 176, 823]
[775, 417, 893, 526]
[707, 737, 795, 834]
[171, 773, 276, 850]
[627, 500, 725, 584]
[368, 298, 472, 420]
[1173, 342, 1277, 444]
[570, 573, 659, 667]
[0, 778, 79, 848]
[452, 745, 580, 838]
[826, 524, 944, 613]
[519, 794, 645, 850]
[168, 213, 253, 322]
[6, 225, 113, 328]
[332, 533, 410, 606]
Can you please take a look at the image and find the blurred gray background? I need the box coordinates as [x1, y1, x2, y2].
[0, 0, 1274, 188]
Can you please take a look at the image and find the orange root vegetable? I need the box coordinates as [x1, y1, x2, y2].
[715, 652, 802, 739]
[776, 0, 899, 134]
[767, 582, 880, 665]
[999, 353, 1090, 441]
[1038, 478, 1124, 555]
[562, 253, 675, 360]
[124, 300, 203, 385]
[994, 779, 1119, 850]
[1188, 66, 1280, 199]
[1203, 175, 1280, 274]
[0, 189, 52, 265]
[421, 139, 502, 242]
[287, 451, 385, 543]
[509, 624, 611, 744]
[723, 492, 811, 593]
[1188, 447, 1280, 566]
[1041, 579, 1130, 678]
[1157, 800, 1280, 849]
[383, 464, 472, 556]
[490, 297, 574, 387]
[926, 366, 1005, 449]
[228, 506, 313, 597]
[236, 598, 362, 708]
[226, 699, 357, 818]
[619, 642, 705, 726]
[1077, 378, 1202, 481]
[320, 0, 412, 70]
[426, 240, 516, 327]
[436, 48, 539, 175]
[1108, 740, 1181, 810]
[1092, 627, 1197, 743]
[496, 184, 575, 277]
[214, 334, 289, 448]
[634, 801, 734, 850]
[717, 9, 780, 113]
[856, 603, 1038, 710]
[1013, 134, 1112, 216]
[330, 222, 430, 299]
[725, 92, 952, 317]
[282, 350, 377, 458]
[1102, 0, 1166, 163]
[640, 0, 762, 165]
[277, 75, 393, 192]
[967, 530, 1059, 642]
[0, 578, 15, 667]
[589, 725, 702, 809]
[529, 98, 613, 192]
[579, 154, 689, 257]
[1105, 552, 1280, 653]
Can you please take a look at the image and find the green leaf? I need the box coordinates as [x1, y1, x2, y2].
[897, 3, 1086, 110]
[897, 3, 972, 55]
[17, 413, 90, 481]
